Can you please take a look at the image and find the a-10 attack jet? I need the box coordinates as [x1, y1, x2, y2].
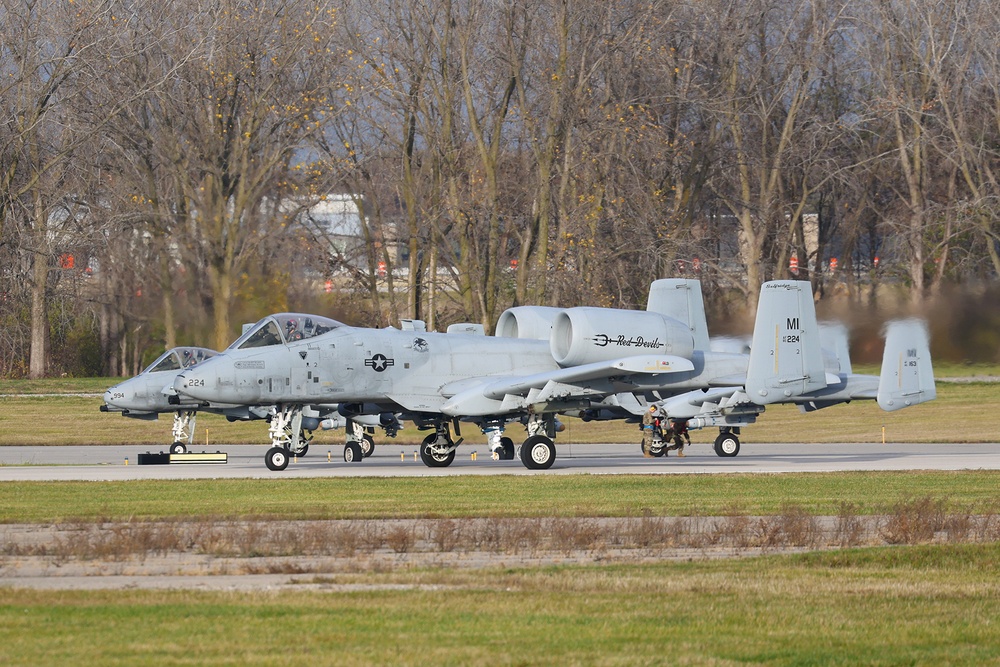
[171, 279, 936, 471]
[102, 343, 391, 459]
[101, 346, 269, 452]
[174, 279, 761, 470]
[570, 281, 937, 457]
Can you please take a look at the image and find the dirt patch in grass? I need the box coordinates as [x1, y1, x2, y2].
[4, 500, 999, 590]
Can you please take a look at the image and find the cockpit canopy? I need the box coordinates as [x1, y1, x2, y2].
[229, 313, 343, 350]
[143, 347, 217, 374]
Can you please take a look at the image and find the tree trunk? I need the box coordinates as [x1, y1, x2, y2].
[28, 246, 49, 378]
[208, 262, 233, 352]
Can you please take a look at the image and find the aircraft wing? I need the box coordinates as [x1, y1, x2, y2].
[437, 355, 695, 416]
[659, 387, 755, 417]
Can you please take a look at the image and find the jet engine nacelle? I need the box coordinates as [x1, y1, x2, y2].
[495, 306, 564, 340]
[550, 308, 695, 367]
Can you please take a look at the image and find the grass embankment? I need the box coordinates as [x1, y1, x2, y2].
[2, 544, 999, 666]
[0, 376, 996, 446]
[1, 471, 998, 523]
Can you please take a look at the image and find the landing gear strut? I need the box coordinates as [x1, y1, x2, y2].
[519, 413, 556, 470]
[419, 423, 461, 468]
[170, 410, 197, 454]
[483, 423, 515, 460]
[343, 418, 366, 463]
[264, 405, 314, 470]
[268, 405, 313, 455]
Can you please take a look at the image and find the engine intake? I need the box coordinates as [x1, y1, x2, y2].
[495, 306, 563, 340]
[550, 307, 695, 366]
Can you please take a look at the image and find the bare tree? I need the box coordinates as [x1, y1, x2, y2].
[101, 0, 347, 350]
[0, 0, 137, 377]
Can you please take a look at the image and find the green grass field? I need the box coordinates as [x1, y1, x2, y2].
[2, 544, 1000, 666]
[0, 377, 995, 447]
[2, 373, 999, 665]
[1, 471, 999, 523]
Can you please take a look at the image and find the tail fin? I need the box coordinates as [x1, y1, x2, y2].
[646, 279, 710, 351]
[746, 281, 828, 404]
[877, 319, 936, 411]
[819, 322, 852, 374]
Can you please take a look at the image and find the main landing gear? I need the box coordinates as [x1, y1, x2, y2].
[518, 413, 557, 470]
[343, 419, 372, 463]
[483, 423, 515, 460]
[420, 422, 463, 467]
[263, 405, 376, 470]
[418, 413, 558, 470]
[638, 427, 742, 459]
[714, 429, 740, 457]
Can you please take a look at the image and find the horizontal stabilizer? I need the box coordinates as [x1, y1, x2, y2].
[746, 281, 828, 404]
[877, 319, 936, 411]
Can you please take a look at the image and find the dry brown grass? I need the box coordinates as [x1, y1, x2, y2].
[5, 498, 1000, 570]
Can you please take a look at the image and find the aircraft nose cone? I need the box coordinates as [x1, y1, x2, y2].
[103, 388, 117, 406]
[173, 373, 191, 395]
[174, 368, 209, 400]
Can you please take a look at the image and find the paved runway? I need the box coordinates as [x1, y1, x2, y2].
[0, 442, 997, 481]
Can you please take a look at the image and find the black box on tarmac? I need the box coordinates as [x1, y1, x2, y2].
[137, 452, 228, 465]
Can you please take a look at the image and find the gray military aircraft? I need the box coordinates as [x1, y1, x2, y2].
[102, 343, 390, 459]
[101, 346, 260, 452]
[623, 281, 936, 456]
[171, 279, 935, 470]
[173, 280, 757, 470]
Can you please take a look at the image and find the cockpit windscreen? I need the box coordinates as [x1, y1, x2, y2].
[229, 313, 343, 350]
[143, 347, 217, 374]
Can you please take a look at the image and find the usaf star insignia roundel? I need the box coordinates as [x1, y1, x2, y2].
[365, 353, 395, 372]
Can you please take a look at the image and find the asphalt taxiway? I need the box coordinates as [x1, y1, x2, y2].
[0, 442, 997, 481]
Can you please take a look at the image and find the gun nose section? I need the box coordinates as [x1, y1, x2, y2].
[102, 388, 119, 409]
[173, 372, 195, 397]
[174, 364, 213, 400]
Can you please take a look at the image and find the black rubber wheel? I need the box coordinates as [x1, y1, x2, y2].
[520, 435, 556, 470]
[291, 444, 309, 457]
[361, 433, 375, 458]
[419, 433, 456, 468]
[500, 437, 515, 460]
[714, 432, 740, 457]
[344, 441, 363, 463]
[265, 446, 290, 471]
[170, 442, 187, 454]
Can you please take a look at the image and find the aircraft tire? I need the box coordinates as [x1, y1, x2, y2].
[520, 435, 556, 470]
[361, 434, 375, 458]
[420, 434, 456, 468]
[344, 441, 363, 463]
[265, 446, 290, 471]
[291, 444, 309, 458]
[714, 432, 740, 457]
[170, 442, 187, 454]
[500, 437, 515, 460]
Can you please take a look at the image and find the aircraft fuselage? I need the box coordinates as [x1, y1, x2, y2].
[175, 326, 559, 413]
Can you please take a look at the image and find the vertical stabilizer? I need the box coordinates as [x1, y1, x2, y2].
[646, 279, 711, 352]
[746, 281, 828, 404]
[819, 322, 852, 375]
[877, 319, 936, 411]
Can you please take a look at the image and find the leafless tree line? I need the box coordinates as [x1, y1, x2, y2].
[2, 0, 999, 377]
